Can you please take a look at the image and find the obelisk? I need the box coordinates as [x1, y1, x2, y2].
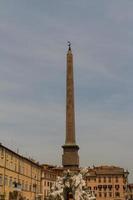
[62, 42, 79, 169]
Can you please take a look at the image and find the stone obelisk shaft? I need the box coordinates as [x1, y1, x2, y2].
[62, 45, 79, 169]
[66, 47, 75, 144]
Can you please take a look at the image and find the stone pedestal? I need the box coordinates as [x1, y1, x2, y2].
[62, 144, 79, 169]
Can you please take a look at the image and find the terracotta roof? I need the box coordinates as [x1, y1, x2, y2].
[87, 165, 126, 175]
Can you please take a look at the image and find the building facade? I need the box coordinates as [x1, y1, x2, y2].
[0, 145, 130, 200]
[0, 144, 42, 200]
[86, 166, 129, 200]
[41, 165, 56, 200]
[127, 184, 133, 200]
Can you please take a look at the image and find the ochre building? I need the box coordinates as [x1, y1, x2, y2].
[41, 165, 56, 200]
[0, 143, 130, 200]
[0, 144, 41, 200]
[127, 184, 133, 200]
[86, 166, 129, 200]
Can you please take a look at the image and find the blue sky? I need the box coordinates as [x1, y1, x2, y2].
[0, 0, 133, 181]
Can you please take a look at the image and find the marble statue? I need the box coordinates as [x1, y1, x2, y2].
[47, 169, 96, 200]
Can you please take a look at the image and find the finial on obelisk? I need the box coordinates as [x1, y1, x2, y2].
[67, 41, 71, 51]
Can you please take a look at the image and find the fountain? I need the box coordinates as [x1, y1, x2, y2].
[47, 169, 96, 200]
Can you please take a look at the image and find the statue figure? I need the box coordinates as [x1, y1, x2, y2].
[48, 176, 64, 200]
[47, 169, 96, 200]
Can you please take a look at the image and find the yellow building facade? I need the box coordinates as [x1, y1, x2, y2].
[0, 144, 42, 200]
[0, 144, 130, 200]
[86, 166, 129, 200]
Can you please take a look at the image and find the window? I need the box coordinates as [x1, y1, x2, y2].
[22, 166, 25, 174]
[99, 193, 102, 197]
[109, 192, 112, 197]
[103, 185, 107, 191]
[104, 177, 106, 183]
[18, 181, 21, 190]
[13, 179, 17, 188]
[1, 148, 4, 158]
[98, 185, 102, 191]
[50, 182, 52, 188]
[37, 185, 40, 193]
[108, 185, 112, 191]
[6, 155, 8, 162]
[9, 177, 12, 187]
[115, 176, 119, 183]
[25, 182, 28, 191]
[0, 175, 3, 185]
[98, 177, 101, 183]
[4, 176, 8, 186]
[115, 192, 120, 197]
[115, 185, 120, 190]
[27, 184, 29, 191]
[108, 177, 111, 183]
[44, 181, 46, 186]
[13, 163, 16, 171]
[104, 193, 107, 198]
[33, 183, 36, 192]
[22, 181, 24, 190]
